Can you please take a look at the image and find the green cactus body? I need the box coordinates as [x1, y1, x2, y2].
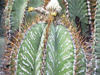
[10, 0, 29, 31]
[3, 0, 100, 75]
[16, 23, 86, 75]
[16, 23, 45, 75]
[67, 0, 88, 34]
[94, 0, 100, 74]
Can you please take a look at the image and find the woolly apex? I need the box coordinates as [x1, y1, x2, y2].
[46, 0, 62, 13]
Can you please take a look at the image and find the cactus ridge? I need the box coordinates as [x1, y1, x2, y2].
[94, 0, 100, 74]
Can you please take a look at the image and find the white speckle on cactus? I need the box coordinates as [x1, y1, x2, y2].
[22, 61, 29, 66]
[46, 0, 62, 13]
[19, 64, 30, 74]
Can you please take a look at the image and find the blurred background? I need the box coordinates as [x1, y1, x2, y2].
[0, 0, 6, 68]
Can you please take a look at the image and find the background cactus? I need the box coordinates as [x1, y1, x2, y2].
[0, 0, 100, 75]
[94, 0, 100, 74]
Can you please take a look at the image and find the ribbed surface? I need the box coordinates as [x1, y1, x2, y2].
[16, 23, 45, 75]
[94, 0, 100, 74]
[10, 0, 29, 31]
[55, 25, 74, 75]
[67, 0, 88, 34]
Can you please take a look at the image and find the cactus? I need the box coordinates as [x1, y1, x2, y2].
[94, 0, 100, 74]
[1, 0, 100, 75]
[3, 21, 87, 75]
[66, 0, 88, 33]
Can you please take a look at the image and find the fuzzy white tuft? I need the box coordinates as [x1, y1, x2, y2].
[46, 0, 62, 13]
